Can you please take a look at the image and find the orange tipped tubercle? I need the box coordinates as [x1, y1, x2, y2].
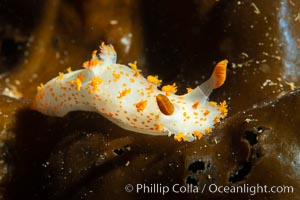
[212, 60, 228, 89]
[197, 59, 228, 98]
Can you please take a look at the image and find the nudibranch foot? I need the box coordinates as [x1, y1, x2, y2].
[33, 43, 228, 142]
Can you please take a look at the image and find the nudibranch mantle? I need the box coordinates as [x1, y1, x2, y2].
[33, 43, 228, 142]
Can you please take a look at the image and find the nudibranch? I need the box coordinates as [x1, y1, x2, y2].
[33, 43, 228, 142]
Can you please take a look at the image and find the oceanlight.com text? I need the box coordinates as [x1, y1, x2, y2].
[124, 183, 294, 196]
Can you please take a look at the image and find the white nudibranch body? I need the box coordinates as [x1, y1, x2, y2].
[33, 43, 228, 142]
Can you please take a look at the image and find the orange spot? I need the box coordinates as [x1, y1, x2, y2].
[205, 128, 212, 134]
[75, 74, 85, 90]
[130, 78, 135, 83]
[155, 124, 163, 131]
[174, 132, 188, 142]
[53, 106, 58, 113]
[199, 117, 207, 121]
[128, 61, 140, 71]
[89, 77, 103, 93]
[118, 88, 131, 98]
[71, 76, 83, 91]
[162, 83, 177, 96]
[203, 109, 210, 116]
[193, 131, 203, 139]
[147, 75, 162, 86]
[209, 101, 217, 107]
[113, 73, 120, 81]
[37, 83, 44, 91]
[92, 50, 97, 57]
[192, 101, 200, 109]
[77, 74, 85, 81]
[146, 85, 154, 97]
[214, 115, 220, 123]
[135, 100, 148, 112]
[82, 58, 101, 69]
[88, 59, 101, 68]
[146, 84, 154, 91]
[58, 72, 64, 80]
[82, 61, 89, 68]
[186, 87, 193, 93]
[218, 101, 228, 117]
[156, 94, 174, 115]
[133, 71, 140, 77]
[67, 67, 72, 73]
